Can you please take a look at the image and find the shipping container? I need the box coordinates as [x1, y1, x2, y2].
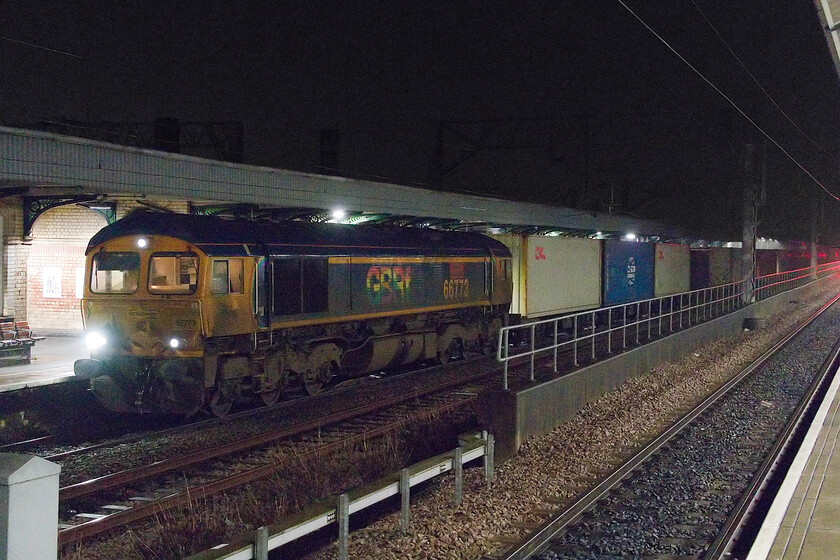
[709, 247, 741, 286]
[491, 234, 601, 318]
[602, 240, 654, 306]
[654, 243, 690, 296]
[820, 245, 840, 264]
[690, 250, 711, 290]
[755, 249, 780, 277]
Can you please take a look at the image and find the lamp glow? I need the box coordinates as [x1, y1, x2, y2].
[169, 337, 181, 349]
[85, 332, 107, 350]
[624, 232, 637, 241]
[331, 208, 346, 221]
[136, 238, 148, 248]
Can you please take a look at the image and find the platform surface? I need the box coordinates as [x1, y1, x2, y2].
[0, 335, 86, 393]
[749, 366, 840, 559]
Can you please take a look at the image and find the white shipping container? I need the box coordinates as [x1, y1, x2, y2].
[709, 247, 742, 286]
[654, 243, 690, 296]
[522, 236, 601, 318]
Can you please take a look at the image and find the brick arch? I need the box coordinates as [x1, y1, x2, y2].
[26, 205, 108, 332]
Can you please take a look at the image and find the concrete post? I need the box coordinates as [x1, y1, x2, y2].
[338, 493, 349, 560]
[400, 468, 410, 532]
[0, 453, 60, 560]
[454, 447, 463, 505]
[254, 526, 268, 560]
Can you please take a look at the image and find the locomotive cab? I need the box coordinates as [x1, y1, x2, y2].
[75, 232, 260, 415]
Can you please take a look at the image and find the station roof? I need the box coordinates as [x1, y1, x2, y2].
[815, 0, 840, 83]
[0, 126, 680, 241]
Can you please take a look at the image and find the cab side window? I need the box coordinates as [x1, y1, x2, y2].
[211, 259, 244, 294]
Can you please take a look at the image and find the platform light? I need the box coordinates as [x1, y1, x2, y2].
[331, 208, 346, 222]
[136, 237, 148, 248]
[624, 232, 637, 241]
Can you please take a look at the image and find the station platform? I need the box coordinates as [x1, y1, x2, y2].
[748, 365, 840, 559]
[0, 335, 86, 393]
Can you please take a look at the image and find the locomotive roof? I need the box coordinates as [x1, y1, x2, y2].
[87, 210, 512, 258]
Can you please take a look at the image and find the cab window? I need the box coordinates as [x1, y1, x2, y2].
[90, 251, 140, 294]
[211, 259, 244, 294]
[149, 253, 199, 294]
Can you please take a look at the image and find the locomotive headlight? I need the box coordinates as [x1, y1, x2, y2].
[168, 337, 186, 349]
[136, 237, 148, 248]
[85, 332, 107, 350]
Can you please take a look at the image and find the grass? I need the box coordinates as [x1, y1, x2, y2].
[61, 411, 475, 559]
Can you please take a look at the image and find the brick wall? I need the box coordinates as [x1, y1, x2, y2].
[27, 206, 108, 331]
[1, 201, 27, 320]
[0, 199, 191, 331]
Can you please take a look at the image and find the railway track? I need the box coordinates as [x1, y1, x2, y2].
[56, 358, 502, 547]
[487, 293, 840, 560]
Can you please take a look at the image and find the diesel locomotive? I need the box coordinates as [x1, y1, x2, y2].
[74, 210, 513, 416]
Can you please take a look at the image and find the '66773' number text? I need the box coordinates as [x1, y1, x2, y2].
[443, 278, 469, 299]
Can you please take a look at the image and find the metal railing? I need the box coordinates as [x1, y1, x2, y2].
[186, 432, 493, 560]
[496, 261, 840, 389]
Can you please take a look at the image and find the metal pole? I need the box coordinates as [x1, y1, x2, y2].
[400, 469, 410, 532]
[552, 320, 558, 372]
[658, 299, 662, 335]
[485, 433, 495, 489]
[338, 495, 349, 560]
[502, 329, 509, 391]
[669, 297, 673, 331]
[255, 526, 269, 560]
[573, 315, 578, 366]
[679, 295, 683, 329]
[591, 311, 596, 360]
[635, 302, 640, 345]
[622, 306, 626, 349]
[607, 308, 612, 354]
[454, 447, 463, 505]
[529, 323, 535, 381]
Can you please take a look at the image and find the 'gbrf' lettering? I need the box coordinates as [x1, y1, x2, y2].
[366, 266, 412, 305]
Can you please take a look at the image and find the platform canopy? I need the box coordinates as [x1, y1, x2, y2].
[0, 126, 680, 241]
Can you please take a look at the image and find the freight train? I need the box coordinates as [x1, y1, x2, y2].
[75, 210, 830, 417]
[74, 210, 514, 416]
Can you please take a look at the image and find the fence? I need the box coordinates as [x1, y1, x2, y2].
[497, 261, 840, 388]
[187, 432, 494, 560]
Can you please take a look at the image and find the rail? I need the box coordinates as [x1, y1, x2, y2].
[497, 260, 840, 389]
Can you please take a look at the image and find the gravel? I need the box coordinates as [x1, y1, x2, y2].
[305, 282, 840, 560]
[539, 298, 840, 558]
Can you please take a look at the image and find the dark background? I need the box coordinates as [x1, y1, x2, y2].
[3, 1, 840, 242]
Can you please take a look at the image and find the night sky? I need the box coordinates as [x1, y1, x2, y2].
[3, 1, 840, 243]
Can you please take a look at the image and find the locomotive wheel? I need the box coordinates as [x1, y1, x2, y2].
[259, 389, 282, 406]
[437, 338, 464, 364]
[208, 387, 232, 417]
[304, 361, 334, 396]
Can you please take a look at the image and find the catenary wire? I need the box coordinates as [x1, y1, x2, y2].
[689, 0, 834, 159]
[616, 0, 840, 202]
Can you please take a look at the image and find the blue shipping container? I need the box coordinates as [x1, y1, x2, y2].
[602, 240, 655, 306]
